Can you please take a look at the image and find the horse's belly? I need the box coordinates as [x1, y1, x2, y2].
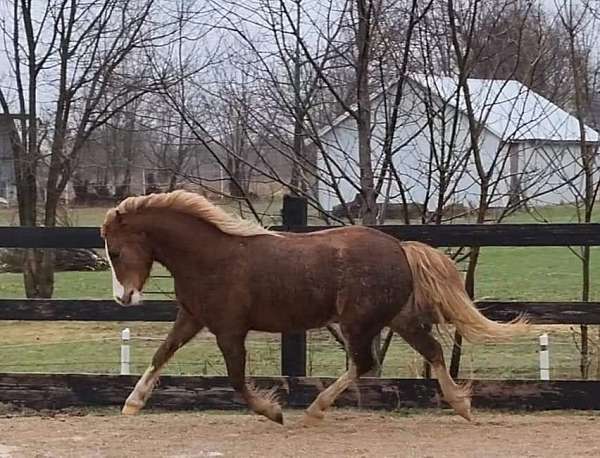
[248, 289, 337, 332]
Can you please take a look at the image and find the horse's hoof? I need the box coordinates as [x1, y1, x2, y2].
[273, 411, 284, 425]
[449, 398, 473, 422]
[121, 402, 142, 416]
[301, 412, 323, 427]
[262, 403, 284, 425]
[458, 408, 473, 422]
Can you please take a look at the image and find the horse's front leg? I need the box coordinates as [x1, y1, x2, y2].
[122, 309, 202, 415]
[216, 332, 283, 424]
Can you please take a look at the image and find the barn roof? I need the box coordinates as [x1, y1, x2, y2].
[410, 75, 599, 143]
[318, 75, 600, 144]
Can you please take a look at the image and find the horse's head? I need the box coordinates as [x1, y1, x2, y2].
[101, 209, 153, 306]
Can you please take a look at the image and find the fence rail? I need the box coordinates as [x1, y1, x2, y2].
[2, 223, 600, 248]
[1, 299, 600, 324]
[2, 373, 600, 411]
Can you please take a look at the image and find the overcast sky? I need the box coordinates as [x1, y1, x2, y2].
[0, 0, 597, 115]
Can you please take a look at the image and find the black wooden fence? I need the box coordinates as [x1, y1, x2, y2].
[2, 199, 600, 411]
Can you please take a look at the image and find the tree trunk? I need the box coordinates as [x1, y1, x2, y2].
[290, 0, 307, 194]
[290, 109, 306, 193]
[225, 155, 242, 198]
[354, 0, 380, 373]
[21, 12, 45, 298]
[356, 0, 377, 227]
[168, 173, 178, 192]
[566, 18, 593, 378]
[0, 111, 46, 297]
[450, 246, 479, 377]
[447, 0, 488, 377]
[122, 148, 133, 196]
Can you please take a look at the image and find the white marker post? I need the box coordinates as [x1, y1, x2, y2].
[121, 328, 131, 375]
[539, 333, 550, 381]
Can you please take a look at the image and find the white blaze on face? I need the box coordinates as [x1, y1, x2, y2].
[105, 240, 125, 301]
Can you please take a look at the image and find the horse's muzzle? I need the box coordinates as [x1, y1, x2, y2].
[115, 289, 144, 307]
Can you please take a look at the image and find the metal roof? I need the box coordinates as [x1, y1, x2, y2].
[409, 75, 599, 143]
[317, 75, 600, 144]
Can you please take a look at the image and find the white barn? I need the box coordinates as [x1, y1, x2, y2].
[316, 75, 600, 213]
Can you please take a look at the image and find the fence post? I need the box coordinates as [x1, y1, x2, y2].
[281, 194, 307, 377]
[121, 327, 131, 375]
[539, 333, 550, 381]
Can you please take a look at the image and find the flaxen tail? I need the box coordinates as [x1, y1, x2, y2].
[401, 241, 528, 343]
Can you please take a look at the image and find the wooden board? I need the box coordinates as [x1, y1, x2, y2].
[0, 299, 178, 321]
[477, 301, 600, 325]
[2, 223, 600, 249]
[272, 223, 600, 247]
[1, 373, 600, 411]
[2, 299, 600, 325]
[0, 227, 102, 248]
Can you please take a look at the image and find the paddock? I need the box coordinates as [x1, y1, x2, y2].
[1, 409, 599, 457]
[2, 198, 600, 457]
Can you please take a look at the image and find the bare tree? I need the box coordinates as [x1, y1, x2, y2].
[440, 0, 586, 376]
[554, 0, 600, 379]
[0, 0, 169, 297]
[467, 1, 574, 105]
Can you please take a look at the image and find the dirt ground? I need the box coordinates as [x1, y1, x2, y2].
[1, 408, 599, 458]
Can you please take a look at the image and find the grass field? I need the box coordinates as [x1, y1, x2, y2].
[0, 202, 599, 380]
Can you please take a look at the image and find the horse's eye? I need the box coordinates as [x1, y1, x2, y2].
[109, 251, 120, 260]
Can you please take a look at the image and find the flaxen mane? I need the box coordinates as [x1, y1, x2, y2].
[102, 190, 276, 237]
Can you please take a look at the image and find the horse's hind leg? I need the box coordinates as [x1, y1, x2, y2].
[303, 327, 378, 425]
[216, 332, 283, 424]
[393, 322, 472, 421]
[122, 309, 202, 415]
[303, 366, 357, 426]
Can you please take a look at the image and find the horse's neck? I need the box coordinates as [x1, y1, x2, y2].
[132, 210, 225, 273]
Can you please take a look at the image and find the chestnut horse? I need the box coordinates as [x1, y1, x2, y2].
[101, 190, 527, 424]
